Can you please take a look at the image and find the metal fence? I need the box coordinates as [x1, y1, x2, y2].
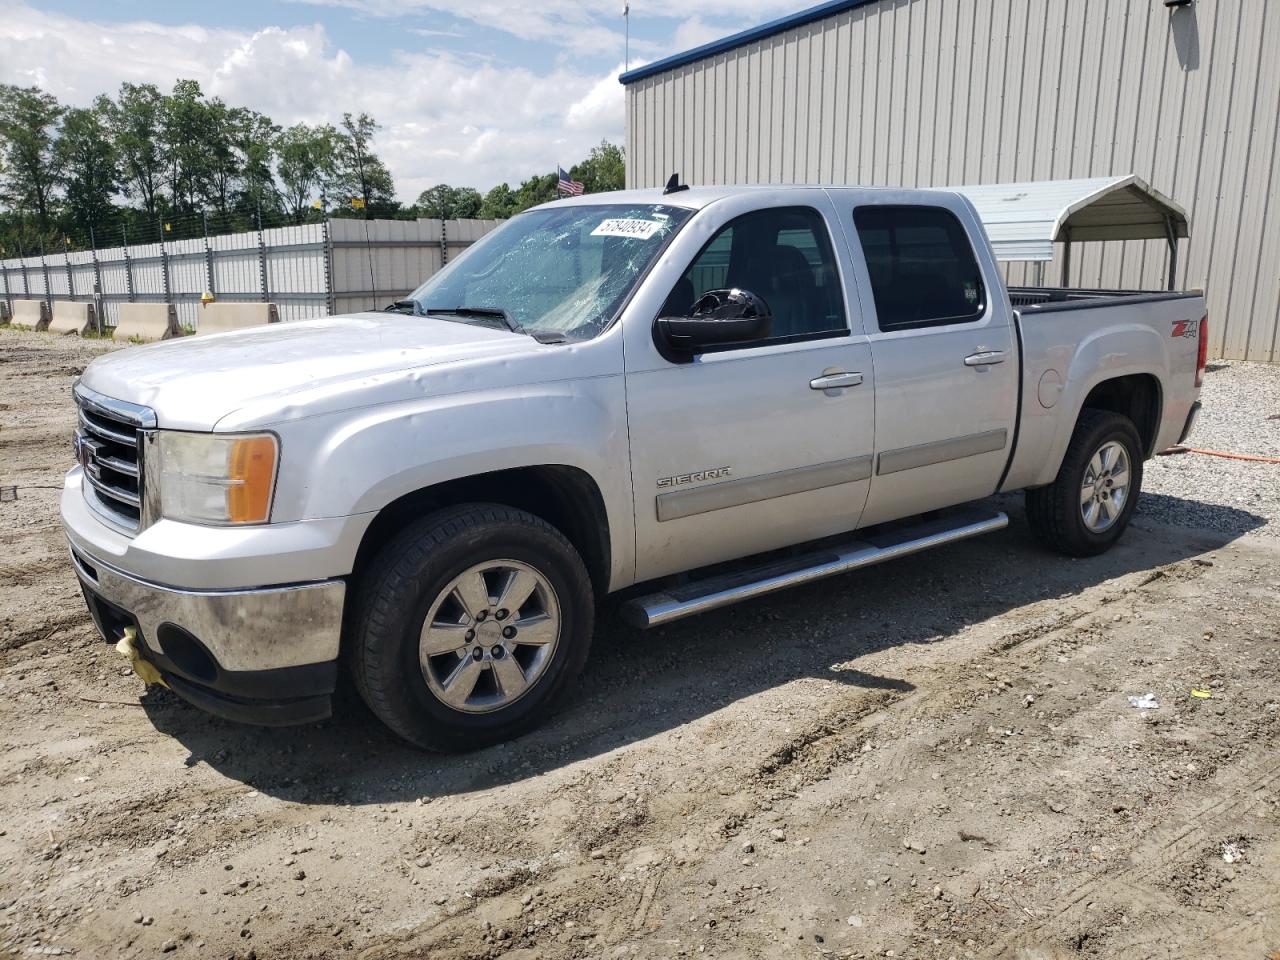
[0, 217, 502, 331]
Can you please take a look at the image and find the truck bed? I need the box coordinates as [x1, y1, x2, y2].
[1008, 286, 1201, 311]
[1001, 286, 1207, 494]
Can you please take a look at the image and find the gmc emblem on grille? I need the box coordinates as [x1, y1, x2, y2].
[74, 433, 103, 477]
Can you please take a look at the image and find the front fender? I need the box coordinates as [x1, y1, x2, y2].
[270, 377, 635, 589]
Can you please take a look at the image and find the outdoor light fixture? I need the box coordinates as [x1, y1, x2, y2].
[1164, 0, 1193, 7]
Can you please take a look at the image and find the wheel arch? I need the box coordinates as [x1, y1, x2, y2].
[1078, 372, 1163, 457]
[350, 464, 613, 598]
[1018, 368, 1167, 491]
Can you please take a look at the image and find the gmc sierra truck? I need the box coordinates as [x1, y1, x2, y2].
[61, 185, 1207, 750]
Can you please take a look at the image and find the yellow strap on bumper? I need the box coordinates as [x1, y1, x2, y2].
[115, 626, 168, 688]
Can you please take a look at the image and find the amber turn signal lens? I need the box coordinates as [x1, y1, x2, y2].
[227, 435, 277, 523]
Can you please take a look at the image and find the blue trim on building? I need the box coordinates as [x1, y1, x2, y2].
[618, 0, 881, 85]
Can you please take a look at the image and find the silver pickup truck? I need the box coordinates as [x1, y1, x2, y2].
[61, 184, 1207, 749]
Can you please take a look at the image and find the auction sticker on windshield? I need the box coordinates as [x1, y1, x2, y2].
[591, 219, 666, 240]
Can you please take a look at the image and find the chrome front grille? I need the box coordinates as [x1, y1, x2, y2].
[73, 384, 156, 532]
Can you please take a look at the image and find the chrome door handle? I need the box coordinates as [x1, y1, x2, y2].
[964, 350, 1006, 367]
[810, 371, 864, 390]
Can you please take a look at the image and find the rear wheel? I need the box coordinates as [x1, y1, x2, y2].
[1025, 409, 1144, 557]
[350, 504, 594, 751]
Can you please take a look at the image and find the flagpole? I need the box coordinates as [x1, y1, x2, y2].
[624, 2, 630, 71]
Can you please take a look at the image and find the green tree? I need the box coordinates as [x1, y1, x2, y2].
[511, 172, 558, 214]
[159, 79, 216, 217]
[276, 122, 337, 222]
[0, 84, 64, 231]
[332, 112, 395, 216]
[99, 83, 165, 219]
[465, 141, 625, 225]
[570, 140, 625, 194]
[232, 108, 280, 215]
[479, 183, 516, 220]
[57, 106, 118, 238]
[414, 184, 482, 220]
[202, 97, 241, 222]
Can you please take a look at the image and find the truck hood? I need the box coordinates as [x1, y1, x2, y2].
[80, 312, 544, 431]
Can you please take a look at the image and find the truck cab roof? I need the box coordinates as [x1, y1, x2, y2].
[540, 182, 957, 213]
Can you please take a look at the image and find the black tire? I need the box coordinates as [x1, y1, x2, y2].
[350, 504, 594, 751]
[1025, 409, 1144, 557]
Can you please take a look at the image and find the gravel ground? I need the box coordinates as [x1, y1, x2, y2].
[1141, 360, 1280, 536]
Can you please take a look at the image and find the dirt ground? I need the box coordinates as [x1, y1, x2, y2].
[2, 328, 1278, 960]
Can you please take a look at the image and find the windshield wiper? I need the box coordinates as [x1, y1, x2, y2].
[384, 299, 422, 316]
[424, 305, 565, 344]
[428, 305, 520, 332]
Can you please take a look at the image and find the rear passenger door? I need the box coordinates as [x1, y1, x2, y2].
[843, 200, 1018, 527]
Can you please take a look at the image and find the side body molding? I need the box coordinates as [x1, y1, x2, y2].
[876, 429, 1008, 477]
[656, 456, 873, 522]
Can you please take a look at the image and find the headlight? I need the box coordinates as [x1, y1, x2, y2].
[156, 432, 278, 525]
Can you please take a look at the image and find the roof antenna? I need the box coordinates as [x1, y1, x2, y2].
[663, 173, 689, 195]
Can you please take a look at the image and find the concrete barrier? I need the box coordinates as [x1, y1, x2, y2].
[194, 302, 279, 336]
[11, 299, 50, 329]
[47, 301, 96, 336]
[112, 303, 180, 343]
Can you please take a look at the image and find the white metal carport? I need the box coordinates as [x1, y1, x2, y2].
[940, 176, 1190, 290]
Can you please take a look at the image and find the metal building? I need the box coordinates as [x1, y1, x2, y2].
[620, 0, 1280, 362]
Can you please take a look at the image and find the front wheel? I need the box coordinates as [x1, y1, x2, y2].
[1025, 409, 1144, 557]
[350, 504, 594, 751]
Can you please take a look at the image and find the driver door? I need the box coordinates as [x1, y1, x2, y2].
[623, 192, 877, 584]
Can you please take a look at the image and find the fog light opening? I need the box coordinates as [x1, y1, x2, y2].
[156, 624, 219, 685]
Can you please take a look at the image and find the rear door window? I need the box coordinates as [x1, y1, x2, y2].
[852, 205, 986, 331]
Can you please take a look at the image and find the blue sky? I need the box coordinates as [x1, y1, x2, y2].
[28, 0, 700, 74]
[0, 0, 801, 199]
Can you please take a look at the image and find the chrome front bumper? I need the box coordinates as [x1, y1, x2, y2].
[69, 543, 346, 725]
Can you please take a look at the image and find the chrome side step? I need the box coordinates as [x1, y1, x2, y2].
[621, 507, 1008, 629]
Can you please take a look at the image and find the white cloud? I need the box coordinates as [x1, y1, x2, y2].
[0, 3, 626, 199]
[407, 27, 466, 39]
[565, 67, 626, 133]
[294, 0, 629, 56]
[290, 0, 799, 56]
[671, 16, 734, 53]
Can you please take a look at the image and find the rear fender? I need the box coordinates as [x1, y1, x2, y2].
[1022, 323, 1169, 490]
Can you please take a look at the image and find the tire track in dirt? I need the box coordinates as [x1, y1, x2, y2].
[749, 689, 904, 792]
[361, 558, 1221, 960]
[0, 556, 65, 590]
[350, 690, 900, 960]
[2, 609, 91, 653]
[978, 693, 1280, 954]
[751, 556, 1229, 958]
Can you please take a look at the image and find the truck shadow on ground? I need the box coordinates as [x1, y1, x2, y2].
[143, 492, 1265, 802]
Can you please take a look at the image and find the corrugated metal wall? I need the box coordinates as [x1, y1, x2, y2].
[326, 218, 501, 315]
[0, 219, 503, 328]
[625, 0, 1280, 361]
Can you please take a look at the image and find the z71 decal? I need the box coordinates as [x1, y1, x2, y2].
[1171, 318, 1200, 339]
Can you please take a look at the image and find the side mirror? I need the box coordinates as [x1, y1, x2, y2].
[656, 288, 772, 358]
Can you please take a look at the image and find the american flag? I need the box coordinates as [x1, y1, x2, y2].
[557, 166, 585, 196]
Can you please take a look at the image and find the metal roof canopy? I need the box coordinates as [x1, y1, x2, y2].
[941, 175, 1190, 289]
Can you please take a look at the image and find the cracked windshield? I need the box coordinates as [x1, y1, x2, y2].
[407, 204, 690, 341]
